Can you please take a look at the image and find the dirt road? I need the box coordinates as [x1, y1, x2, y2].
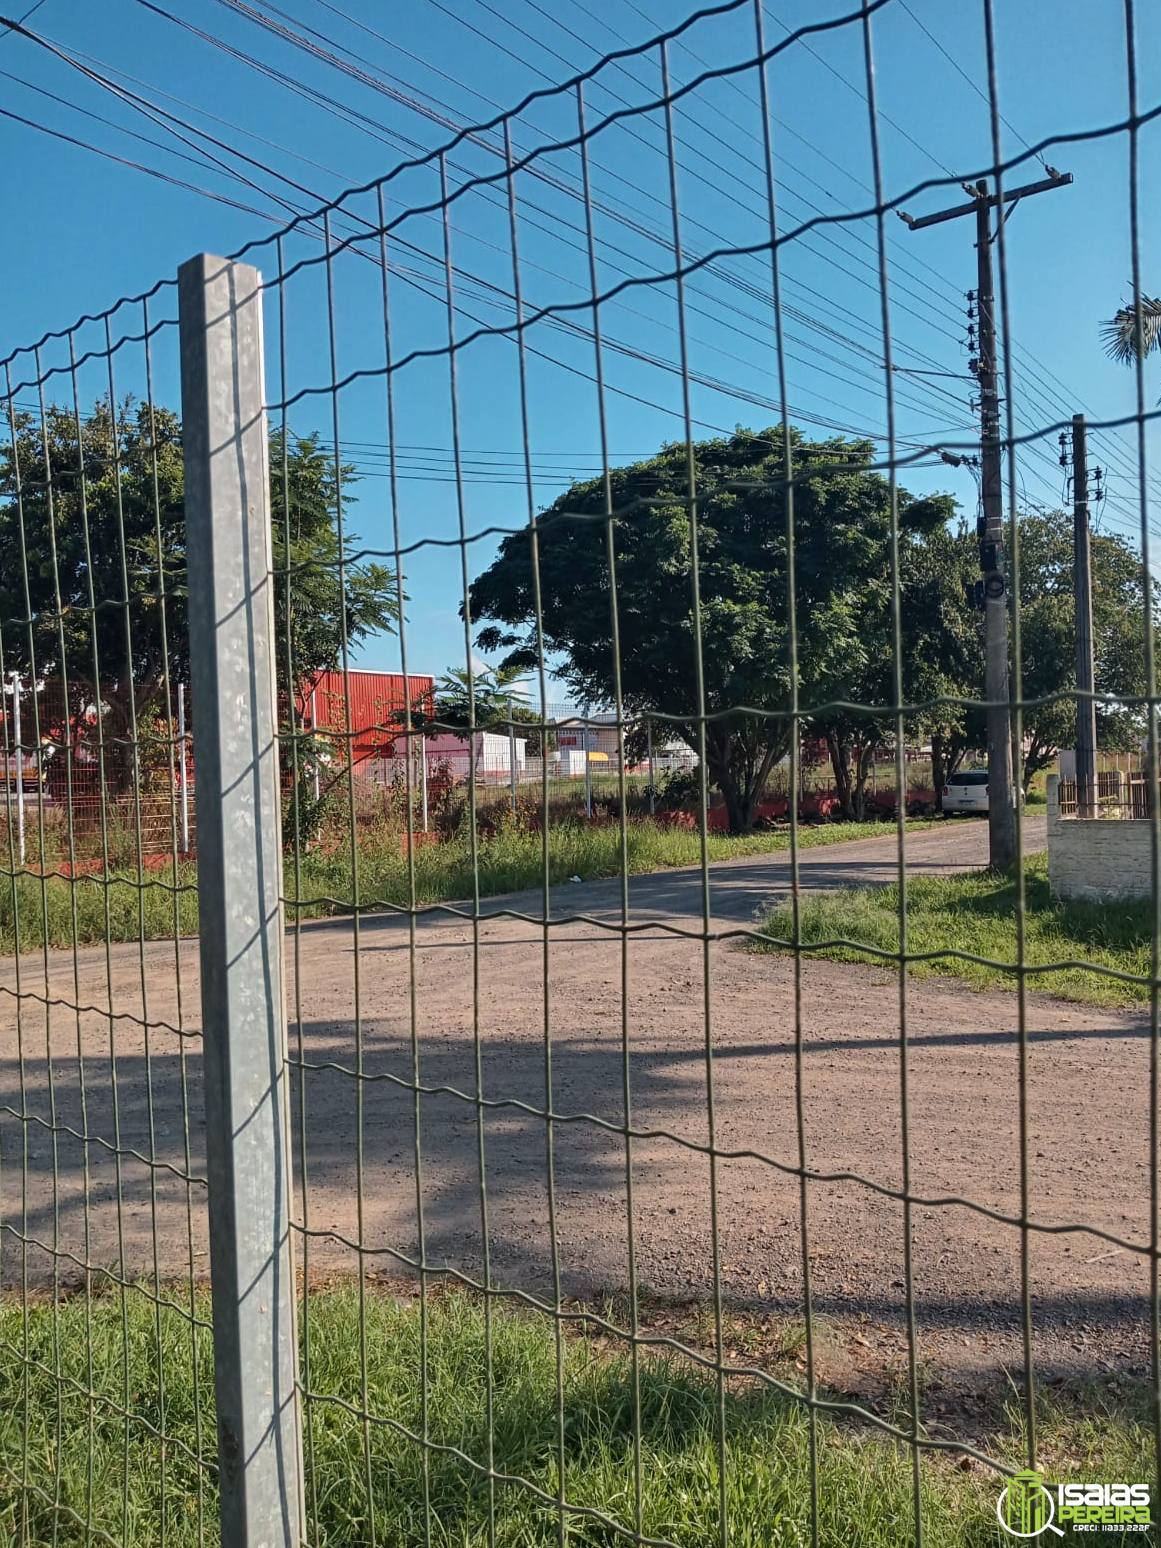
[5, 812, 1151, 1382]
[472, 811, 1049, 931]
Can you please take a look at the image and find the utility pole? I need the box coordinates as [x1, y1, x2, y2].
[1071, 414, 1098, 817]
[903, 171, 1073, 871]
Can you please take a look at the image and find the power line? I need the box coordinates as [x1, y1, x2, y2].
[0, 103, 278, 220]
[119, 0, 1161, 503]
[0, 0, 45, 39]
[201, 0, 973, 344]
[34, 38, 956, 436]
[0, 66, 281, 189]
[896, 1, 1038, 160]
[746, 0, 1158, 507]
[762, 2, 956, 177]
[23, 1, 975, 438]
[221, 0, 988, 450]
[10, 0, 1151, 526]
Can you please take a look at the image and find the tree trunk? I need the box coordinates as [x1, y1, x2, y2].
[852, 740, 877, 821]
[824, 727, 855, 820]
[931, 732, 946, 813]
[712, 752, 766, 835]
[705, 725, 790, 836]
[719, 780, 757, 835]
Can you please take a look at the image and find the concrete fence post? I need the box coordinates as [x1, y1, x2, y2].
[584, 712, 593, 818]
[178, 253, 305, 1548]
[508, 695, 518, 814]
[421, 731, 429, 831]
[6, 671, 25, 866]
[177, 681, 190, 853]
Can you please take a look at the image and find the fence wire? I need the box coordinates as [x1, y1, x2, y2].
[0, 288, 213, 1545]
[1, 0, 1160, 1544]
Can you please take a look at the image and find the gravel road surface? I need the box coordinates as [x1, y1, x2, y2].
[5, 812, 1150, 1383]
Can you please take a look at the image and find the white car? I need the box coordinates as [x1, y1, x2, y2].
[941, 769, 990, 814]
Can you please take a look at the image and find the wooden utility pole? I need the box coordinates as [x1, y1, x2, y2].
[1071, 413, 1098, 816]
[903, 171, 1072, 871]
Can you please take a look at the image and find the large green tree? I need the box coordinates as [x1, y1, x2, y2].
[812, 521, 980, 818]
[0, 400, 396, 789]
[1008, 508, 1154, 787]
[821, 508, 1159, 809]
[469, 427, 953, 833]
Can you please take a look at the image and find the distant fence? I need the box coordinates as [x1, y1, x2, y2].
[0, 676, 195, 863]
[1057, 771, 1150, 820]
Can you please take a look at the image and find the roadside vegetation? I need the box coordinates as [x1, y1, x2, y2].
[1, 1285, 1150, 1546]
[0, 810, 942, 954]
[757, 851, 1153, 1008]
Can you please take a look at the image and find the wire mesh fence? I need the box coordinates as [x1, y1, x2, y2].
[2, 0, 1161, 1543]
[0, 284, 215, 1542]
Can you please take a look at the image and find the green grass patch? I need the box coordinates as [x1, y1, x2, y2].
[0, 816, 939, 954]
[293, 816, 934, 914]
[1, 1286, 1150, 1545]
[0, 863, 200, 956]
[756, 851, 1153, 1007]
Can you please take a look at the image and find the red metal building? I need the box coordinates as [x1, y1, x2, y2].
[301, 669, 434, 770]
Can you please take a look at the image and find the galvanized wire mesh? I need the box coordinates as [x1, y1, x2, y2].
[254, 2, 1159, 1544]
[2, 0, 1160, 1543]
[0, 290, 213, 1542]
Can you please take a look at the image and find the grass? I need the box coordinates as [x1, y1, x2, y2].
[1, 1286, 1151, 1546]
[294, 815, 935, 912]
[756, 851, 1153, 1007]
[0, 815, 939, 955]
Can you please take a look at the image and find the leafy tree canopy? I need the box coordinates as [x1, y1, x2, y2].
[1009, 508, 1155, 785]
[811, 520, 979, 818]
[424, 664, 555, 756]
[469, 426, 953, 832]
[0, 400, 396, 784]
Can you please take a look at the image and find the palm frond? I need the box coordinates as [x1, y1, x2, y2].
[1101, 290, 1161, 364]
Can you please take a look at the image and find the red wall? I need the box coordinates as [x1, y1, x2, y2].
[303, 671, 433, 763]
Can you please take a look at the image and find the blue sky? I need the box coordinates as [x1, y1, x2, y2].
[2, 0, 1158, 703]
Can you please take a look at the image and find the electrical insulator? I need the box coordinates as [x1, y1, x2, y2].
[1094, 467, 1105, 501]
[1058, 431, 1069, 468]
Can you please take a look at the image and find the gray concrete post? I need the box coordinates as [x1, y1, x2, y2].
[177, 681, 190, 853]
[647, 719, 655, 815]
[421, 731, 429, 831]
[584, 714, 593, 818]
[178, 254, 305, 1548]
[508, 695, 518, 814]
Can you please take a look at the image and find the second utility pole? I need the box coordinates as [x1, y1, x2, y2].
[1071, 413, 1098, 817]
[904, 171, 1072, 871]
